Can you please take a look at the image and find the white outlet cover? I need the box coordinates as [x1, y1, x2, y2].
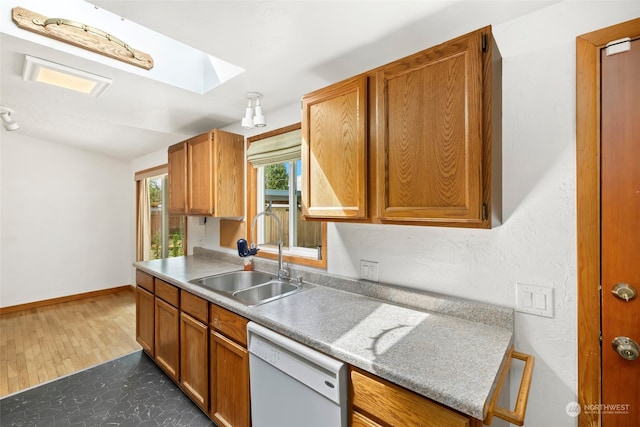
[516, 283, 554, 318]
[360, 260, 379, 282]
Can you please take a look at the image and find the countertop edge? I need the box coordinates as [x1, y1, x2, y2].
[133, 256, 512, 420]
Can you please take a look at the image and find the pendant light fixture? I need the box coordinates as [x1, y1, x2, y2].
[241, 92, 267, 129]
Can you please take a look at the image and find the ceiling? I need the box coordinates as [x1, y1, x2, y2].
[0, 1, 558, 160]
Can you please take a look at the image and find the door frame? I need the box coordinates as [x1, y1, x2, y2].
[576, 17, 640, 427]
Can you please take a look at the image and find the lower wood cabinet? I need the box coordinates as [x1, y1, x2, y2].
[155, 296, 180, 382]
[209, 304, 250, 427]
[135, 286, 154, 356]
[210, 331, 250, 427]
[180, 312, 209, 411]
[350, 367, 482, 427]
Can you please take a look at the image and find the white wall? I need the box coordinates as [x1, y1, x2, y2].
[0, 133, 132, 307]
[199, 3, 640, 426]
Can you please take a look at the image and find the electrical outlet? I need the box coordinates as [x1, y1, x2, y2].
[360, 260, 379, 282]
[516, 283, 554, 318]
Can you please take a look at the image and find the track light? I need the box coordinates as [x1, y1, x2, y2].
[0, 106, 19, 131]
[241, 92, 266, 129]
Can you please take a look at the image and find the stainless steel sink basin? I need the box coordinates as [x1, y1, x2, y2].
[189, 270, 274, 292]
[190, 270, 313, 306]
[232, 280, 300, 306]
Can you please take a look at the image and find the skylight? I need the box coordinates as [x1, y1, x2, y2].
[0, 0, 244, 94]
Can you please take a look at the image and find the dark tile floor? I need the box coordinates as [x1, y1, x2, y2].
[0, 351, 216, 426]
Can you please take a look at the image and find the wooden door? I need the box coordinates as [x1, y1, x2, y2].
[188, 132, 214, 215]
[600, 36, 640, 426]
[180, 312, 209, 411]
[155, 297, 179, 381]
[375, 27, 488, 226]
[168, 141, 188, 215]
[135, 287, 154, 356]
[212, 130, 245, 218]
[302, 75, 368, 219]
[210, 330, 250, 427]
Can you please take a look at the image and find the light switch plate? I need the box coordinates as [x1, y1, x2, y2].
[516, 283, 554, 318]
[360, 260, 379, 282]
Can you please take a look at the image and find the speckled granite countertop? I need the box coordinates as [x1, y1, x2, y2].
[134, 251, 513, 420]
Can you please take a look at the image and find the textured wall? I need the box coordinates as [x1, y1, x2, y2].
[196, 3, 640, 426]
[1, 133, 132, 307]
[326, 4, 640, 426]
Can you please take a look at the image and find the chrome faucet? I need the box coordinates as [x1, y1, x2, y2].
[247, 211, 289, 280]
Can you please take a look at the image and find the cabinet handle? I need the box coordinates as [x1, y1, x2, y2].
[485, 347, 535, 426]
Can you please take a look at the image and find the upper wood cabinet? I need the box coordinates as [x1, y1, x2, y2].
[302, 75, 368, 219]
[375, 27, 489, 226]
[168, 129, 244, 217]
[168, 141, 188, 215]
[301, 26, 499, 228]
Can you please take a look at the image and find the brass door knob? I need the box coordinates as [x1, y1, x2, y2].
[611, 283, 637, 302]
[612, 337, 639, 361]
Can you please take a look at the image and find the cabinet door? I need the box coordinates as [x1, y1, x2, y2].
[155, 297, 179, 382]
[210, 331, 250, 427]
[180, 312, 209, 411]
[188, 132, 214, 215]
[302, 75, 368, 219]
[212, 130, 244, 218]
[168, 141, 188, 215]
[375, 28, 488, 226]
[135, 287, 154, 356]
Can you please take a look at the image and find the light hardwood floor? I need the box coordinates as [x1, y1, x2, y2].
[0, 288, 141, 398]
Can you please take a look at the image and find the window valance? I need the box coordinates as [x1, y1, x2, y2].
[247, 129, 301, 167]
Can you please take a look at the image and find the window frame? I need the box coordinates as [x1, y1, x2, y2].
[135, 165, 188, 261]
[246, 123, 327, 269]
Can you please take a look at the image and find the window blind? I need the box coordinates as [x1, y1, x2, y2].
[247, 129, 301, 167]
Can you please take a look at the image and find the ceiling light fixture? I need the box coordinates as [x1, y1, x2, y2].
[241, 92, 267, 129]
[0, 106, 19, 131]
[22, 55, 112, 97]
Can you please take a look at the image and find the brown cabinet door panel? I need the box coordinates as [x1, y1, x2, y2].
[376, 29, 485, 224]
[210, 303, 248, 347]
[210, 331, 250, 427]
[188, 133, 214, 215]
[168, 141, 188, 215]
[180, 312, 209, 411]
[302, 75, 368, 219]
[350, 368, 472, 427]
[155, 297, 179, 381]
[213, 130, 245, 218]
[135, 286, 154, 356]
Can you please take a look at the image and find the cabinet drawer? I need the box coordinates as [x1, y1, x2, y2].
[350, 368, 472, 427]
[136, 270, 154, 292]
[155, 279, 179, 307]
[210, 304, 248, 347]
[181, 290, 208, 323]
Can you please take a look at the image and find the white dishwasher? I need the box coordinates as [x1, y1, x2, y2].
[247, 322, 347, 427]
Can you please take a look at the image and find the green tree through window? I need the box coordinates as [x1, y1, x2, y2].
[265, 164, 289, 190]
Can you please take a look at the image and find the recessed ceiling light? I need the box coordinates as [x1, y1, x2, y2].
[22, 55, 112, 97]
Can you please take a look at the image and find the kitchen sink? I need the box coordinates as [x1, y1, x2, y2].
[189, 270, 274, 292]
[190, 270, 313, 306]
[232, 280, 300, 306]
